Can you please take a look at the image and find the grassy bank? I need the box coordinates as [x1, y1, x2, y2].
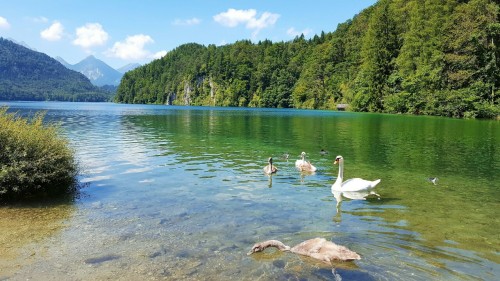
[0, 107, 78, 201]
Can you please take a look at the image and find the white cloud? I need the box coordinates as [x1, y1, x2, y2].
[152, 50, 167, 59]
[107, 34, 154, 60]
[173, 18, 201, 26]
[73, 23, 108, 48]
[287, 27, 313, 37]
[214, 9, 280, 37]
[214, 9, 257, 27]
[247, 12, 279, 30]
[0, 16, 10, 29]
[41, 21, 64, 41]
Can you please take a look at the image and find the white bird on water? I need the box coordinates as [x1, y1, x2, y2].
[295, 152, 317, 172]
[331, 155, 381, 193]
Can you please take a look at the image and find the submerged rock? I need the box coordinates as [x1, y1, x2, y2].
[84, 254, 120, 265]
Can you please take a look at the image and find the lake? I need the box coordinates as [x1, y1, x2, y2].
[0, 101, 498, 280]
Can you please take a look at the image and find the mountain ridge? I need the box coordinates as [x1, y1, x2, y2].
[0, 37, 112, 102]
[56, 56, 141, 86]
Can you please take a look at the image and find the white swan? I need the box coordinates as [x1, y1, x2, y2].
[295, 152, 317, 172]
[263, 157, 278, 174]
[331, 156, 380, 192]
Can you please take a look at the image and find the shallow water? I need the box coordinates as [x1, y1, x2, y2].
[0, 102, 499, 280]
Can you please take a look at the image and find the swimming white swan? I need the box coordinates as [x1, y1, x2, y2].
[247, 237, 361, 263]
[263, 157, 278, 174]
[295, 152, 317, 172]
[331, 156, 380, 193]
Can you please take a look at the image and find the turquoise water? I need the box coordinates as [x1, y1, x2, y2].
[0, 101, 499, 280]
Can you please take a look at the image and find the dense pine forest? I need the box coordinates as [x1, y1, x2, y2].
[115, 0, 499, 118]
[0, 38, 113, 102]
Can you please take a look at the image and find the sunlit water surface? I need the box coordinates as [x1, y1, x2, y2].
[0, 102, 499, 281]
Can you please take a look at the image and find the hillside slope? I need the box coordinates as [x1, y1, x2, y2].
[116, 0, 499, 118]
[0, 38, 112, 102]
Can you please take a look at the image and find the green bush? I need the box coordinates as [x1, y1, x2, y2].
[0, 107, 78, 201]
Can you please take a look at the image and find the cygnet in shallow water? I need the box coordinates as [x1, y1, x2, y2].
[248, 237, 360, 263]
[263, 157, 278, 175]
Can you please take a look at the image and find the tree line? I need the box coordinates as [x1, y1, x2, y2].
[115, 0, 499, 118]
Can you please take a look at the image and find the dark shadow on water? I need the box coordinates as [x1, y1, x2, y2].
[0, 180, 88, 206]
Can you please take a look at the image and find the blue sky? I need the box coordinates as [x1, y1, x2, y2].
[0, 1, 377, 69]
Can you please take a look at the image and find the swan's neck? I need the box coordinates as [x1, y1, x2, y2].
[337, 161, 344, 181]
[259, 240, 291, 252]
[333, 161, 344, 189]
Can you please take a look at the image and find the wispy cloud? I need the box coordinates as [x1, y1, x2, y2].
[287, 27, 312, 38]
[172, 17, 201, 26]
[40, 21, 64, 41]
[213, 8, 279, 37]
[72, 23, 108, 48]
[0, 16, 10, 29]
[28, 16, 49, 23]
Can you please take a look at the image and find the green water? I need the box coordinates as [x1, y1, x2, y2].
[0, 102, 498, 280]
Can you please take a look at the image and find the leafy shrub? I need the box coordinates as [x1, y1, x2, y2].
[0, 107, 78, 201]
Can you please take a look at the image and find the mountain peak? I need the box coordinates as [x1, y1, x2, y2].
[63, 56, 123, 86]
[83, 55, 98, 61]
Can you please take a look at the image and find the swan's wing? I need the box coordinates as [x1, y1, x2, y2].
[291, 238, 326, 255]
[264, 165, 278, 174]
[342, 191, 371, 200]
[318, 241, 361, 261]
[296, 161, 317, 172]
[341, 178, 379, 192]
[307, 161, 317, 172]
[263, 165, 270, 174]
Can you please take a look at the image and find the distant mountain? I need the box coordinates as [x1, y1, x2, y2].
[117, 63, 141, 73]
[0, 37, 112, 102]
[55, 56, 71, 68]
[6, 38, 35, 51]
[62, 55, 123, 87]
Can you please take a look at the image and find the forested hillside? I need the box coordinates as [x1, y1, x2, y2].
[115, 0, 499, 118]
[0, 38, 113, 102]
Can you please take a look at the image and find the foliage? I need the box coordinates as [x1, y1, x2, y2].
[0, 108, 79, 201]
[115, 0, 499, 119]
[0, 38, 113, 102]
